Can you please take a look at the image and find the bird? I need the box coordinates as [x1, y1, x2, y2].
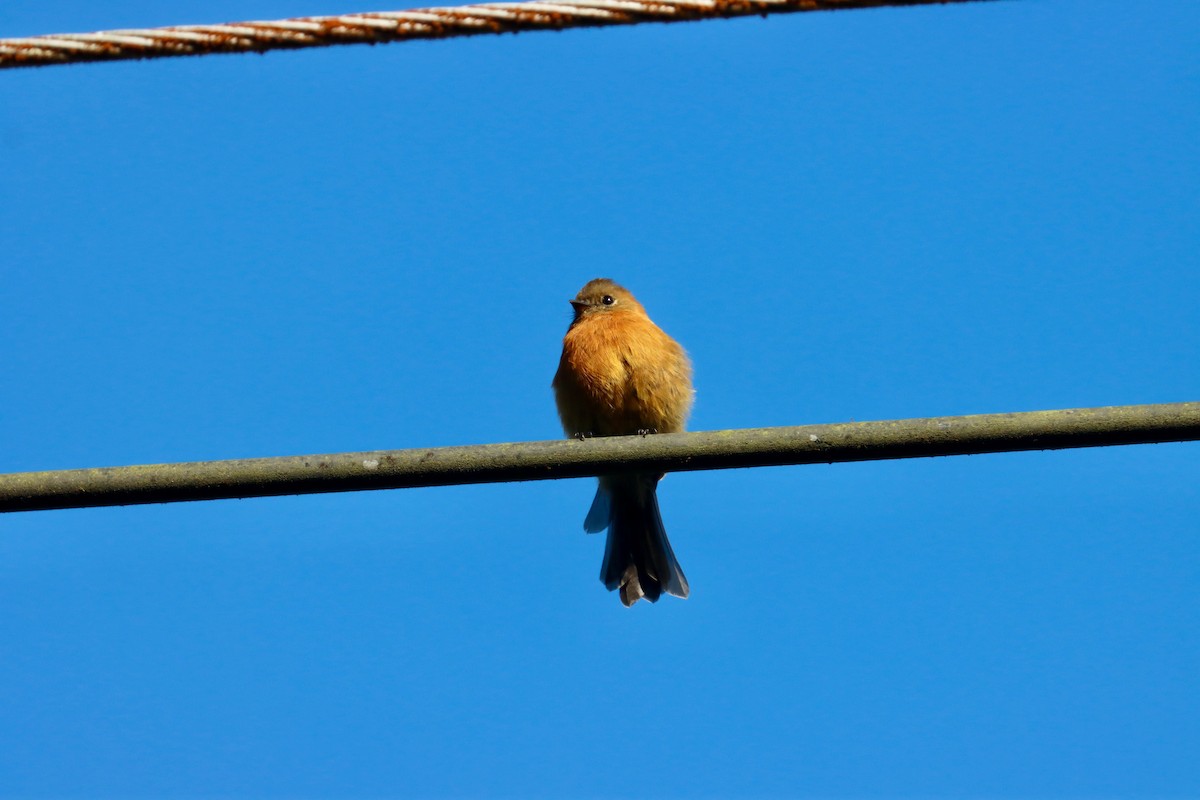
[552, 278, 694, 606]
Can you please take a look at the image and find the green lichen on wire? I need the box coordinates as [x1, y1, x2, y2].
[1, 402, 1197, 513]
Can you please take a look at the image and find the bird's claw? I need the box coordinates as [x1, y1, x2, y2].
[637, 428, 658, 437]
[573, 431, 594, 441]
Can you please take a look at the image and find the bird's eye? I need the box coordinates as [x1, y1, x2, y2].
[601, 295, 615, 305]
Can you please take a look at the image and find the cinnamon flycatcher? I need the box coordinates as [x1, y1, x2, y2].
[552, 278, 694, 606]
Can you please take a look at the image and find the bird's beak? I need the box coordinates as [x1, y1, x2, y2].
[569, 299, 588, 309]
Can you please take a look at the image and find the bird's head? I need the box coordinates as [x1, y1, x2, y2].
[568, 278, 643, 323]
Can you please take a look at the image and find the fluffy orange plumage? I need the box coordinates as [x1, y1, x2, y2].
[552, 278, 694, 606]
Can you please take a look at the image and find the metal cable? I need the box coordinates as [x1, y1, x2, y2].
[1, 0, 997, 70]
[1, 402, 1196, 513]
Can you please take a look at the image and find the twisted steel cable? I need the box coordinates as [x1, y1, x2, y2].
[1, 0, 995, 70]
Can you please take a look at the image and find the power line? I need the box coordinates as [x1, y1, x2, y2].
[0, 0, 998, 70]
[1, 402, 1196, 513]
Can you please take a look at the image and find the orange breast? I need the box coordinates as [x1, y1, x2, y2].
[553, 310, 693, 437]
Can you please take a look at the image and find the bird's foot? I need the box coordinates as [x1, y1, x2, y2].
[637, 427, 658, 437]
[573, 431, 594, 441]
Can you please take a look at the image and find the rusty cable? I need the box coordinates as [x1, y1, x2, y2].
[2, 0, 997, 70]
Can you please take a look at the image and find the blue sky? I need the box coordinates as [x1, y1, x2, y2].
[1, 1, 1197, 796]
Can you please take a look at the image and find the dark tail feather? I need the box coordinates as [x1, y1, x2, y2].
[597, 476, 689, 607]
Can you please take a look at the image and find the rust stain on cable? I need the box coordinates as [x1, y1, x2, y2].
[0, 0, 999, 70]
